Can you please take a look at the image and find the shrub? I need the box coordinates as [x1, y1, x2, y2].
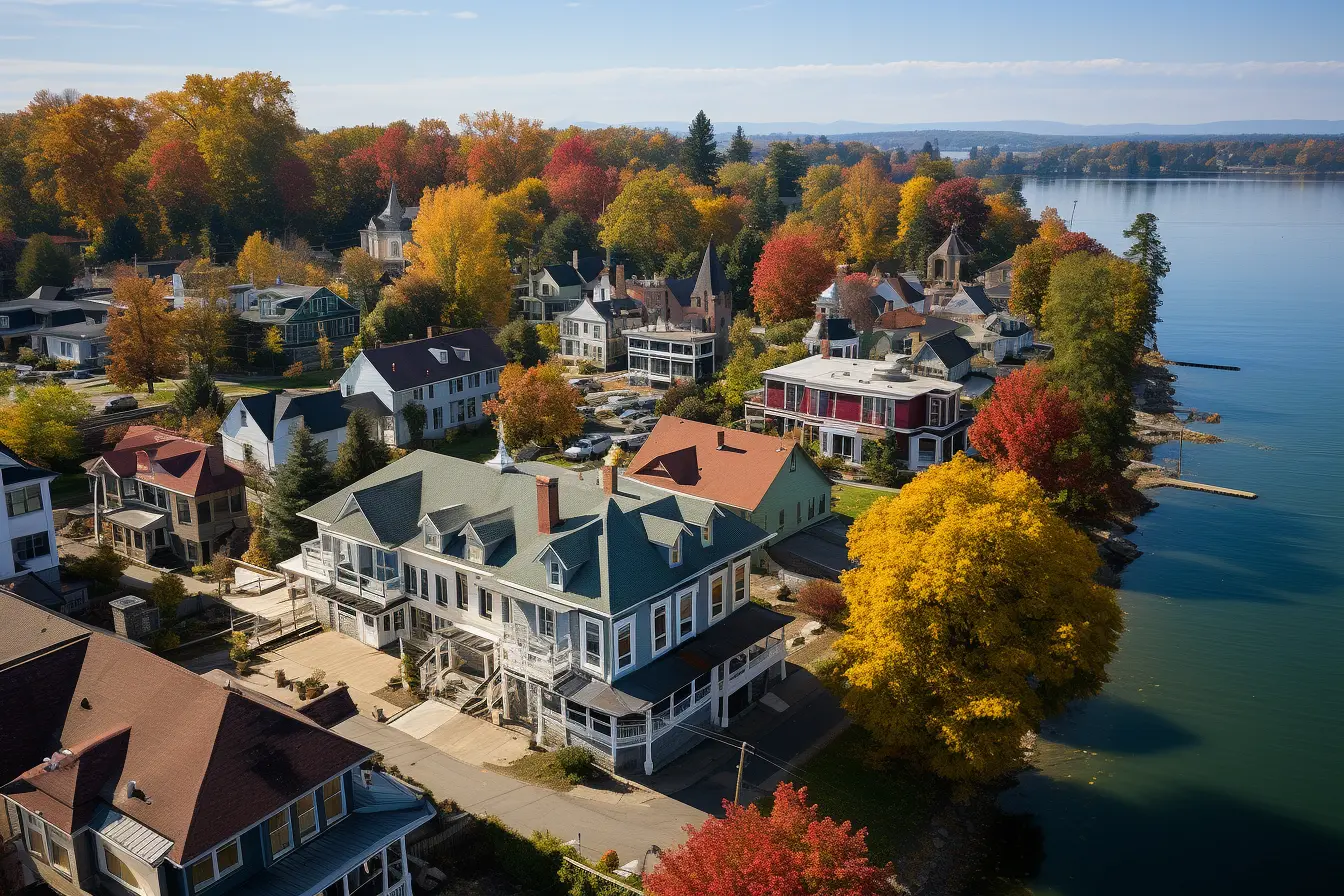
[764, 317, 811, 346]
[67, 518, 89, 538]
[597, 849, 620, 872]
[554, 746, 595, 784]
[148, 630, 180, 653]
[191, 564, 212, 579]
[16, 347, 38, 366]
[56, 359, 77, 371]
[577, 359, 601, 375]
[283, 360, 305, 378]
[815, 454, 846, 477]
[795, 579, 847, 626]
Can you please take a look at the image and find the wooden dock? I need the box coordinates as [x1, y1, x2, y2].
[1140, 478, 1257, 499]
[1168, 361, 1241, 371]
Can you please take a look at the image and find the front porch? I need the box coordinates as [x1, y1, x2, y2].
[104, 507, 174, 564]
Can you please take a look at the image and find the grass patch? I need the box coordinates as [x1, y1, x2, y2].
[50, 472, 91, 505]
[241, 370, 341, 391]
[427, 426, 500, 463]
[784, 725, 946, 867]
[485, 750, 580, 792]
[831, 484, 888, 520]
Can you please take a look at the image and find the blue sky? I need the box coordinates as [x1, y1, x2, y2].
[2, 0, 1342, 130]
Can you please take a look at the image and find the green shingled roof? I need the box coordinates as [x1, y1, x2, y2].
[299, 450, 771, 615]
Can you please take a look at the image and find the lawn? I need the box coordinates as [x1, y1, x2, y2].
[426, 426, 501, 464]
[831, 484, 890, 520]
[240, 369, 342, 391]
[785, 725, 946, 868]
[485, 750, 579, 792]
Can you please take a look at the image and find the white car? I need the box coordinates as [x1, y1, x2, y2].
[562, 434, 613, 461]
[613, 433, 649, 450]
[627, 415, 661, 433]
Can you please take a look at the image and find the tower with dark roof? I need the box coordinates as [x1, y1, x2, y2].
[926, 223, 974, 285]
[687, 239, 733, 356]
[359, 182, 420, 271]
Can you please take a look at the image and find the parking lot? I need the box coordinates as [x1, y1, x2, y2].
[567, 377, 664, 460]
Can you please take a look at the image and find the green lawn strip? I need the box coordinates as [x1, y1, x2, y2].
[831, 484, 889, 520]
[426, 427, 502, 463]
[781, 725, 946, 868]
[484, 751, 576, 792]
[240, 370, 340, 391]
[50, 472, 92, 504]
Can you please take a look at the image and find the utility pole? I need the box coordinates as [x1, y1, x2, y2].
[1069, 200, 1078, 229]
[733, 740, 748, 806]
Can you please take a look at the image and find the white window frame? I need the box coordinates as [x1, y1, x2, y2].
[668, 535, 681, 567]
[581, 616, 604, 674]
[539, 606, 556, 639]
[733, 558, 750, 608]
[321, 776, 346, 825]
[98, 840, 144, 894]
[547, 558, 562, 590]
[46, 827, 72, 878]
[188, 836, 242, 889]
[710, 569, 727, 620]
[701, 519, 712, 547]
[22, 809, 46, 861]
[614, 615, 635, 674]
[266, 806, 293, 859]
[650, 597, 672, 657]
[676, 587, 696, 640]
[295, 791, 319, 843]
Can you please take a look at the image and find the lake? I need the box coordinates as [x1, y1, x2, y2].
[1002, 176, 1344, 894]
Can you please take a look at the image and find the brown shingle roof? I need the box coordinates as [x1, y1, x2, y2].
[97, 426, 243, 497]
[0, 591, 370, 865]
[876, 307, 927, 330]
[625, 418, 810, 512]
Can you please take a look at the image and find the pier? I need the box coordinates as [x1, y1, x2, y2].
[1137, 475, 1257, 500]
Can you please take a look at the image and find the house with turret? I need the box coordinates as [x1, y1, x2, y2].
[360, 183, 419, 272]
[623, 241, 733, 385]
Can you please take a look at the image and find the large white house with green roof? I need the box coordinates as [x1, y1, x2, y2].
[287, 447, 789, 775]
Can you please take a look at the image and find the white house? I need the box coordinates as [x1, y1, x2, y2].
[0, 442, 60, 586]
[220, 390, 351, 472]
[30, 320, 108, 367]
[557, 296, 645, 370]
[337, 330, 507, 447]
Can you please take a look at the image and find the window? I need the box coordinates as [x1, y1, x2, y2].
[186, 541, 199, 562]
[47, 832, 71, 876]
[6, 484, 42, 517]
[734, 560, 748, 607]
[539, 606, 556, 639]
[420, 568, 428, 597]
[133, 531, 143, 549]
[0, 316, 8, 327]
[797, 501, 802, 523]
[669, 536, 681, 567]
[240, 408, 249, 425]
[412, 387, 424, 400]
[383, 615, 390, 632]
[678, 589, 695, 639]
[777, 509, 785, 531]
[583, 617, 602, 671]
[177, 495, 191, 523]
[711, 574, 725, 619]
[651, 599, 670, 655]
[821, 491, 829, 515]
[432, 407, 443, 429]
[455, 571, 468, 609]
[296, 793, 318, 842]
[502, 596, 511, 624]
[701, 522, 712, 546]
[548, 559, 562, 589]
[478, 588, 493, 619]
[403, 563, 418, 594]
[615, 617, 634, 672]
[12, 532, 49, 565]
[467, 397, 476, 418]
[322, 777, 346, 823]
[808, 497, 815, 519]
[428, 384, 435, 399]
[101, 843, 141, 892]
[213, 496, 229, 514]
[467, 544, 483, 563]
[425, 529, 438, 549]
[434, 574, 448, 607]
[267, 807, 293, 857]
[189, 837, 241, 889]
[198, 500, 212, 523]
[23, 811, 45, 859]
[790, 453, 797, 472]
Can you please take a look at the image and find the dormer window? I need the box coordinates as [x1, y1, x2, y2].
[701, 521, 712, 547]
[548, 559, 562, 589]
[669, 535, 681, 567]
[424, 530, 439, 550]
[468, 545, 484, 564]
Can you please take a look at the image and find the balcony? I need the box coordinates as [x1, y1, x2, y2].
[333, 564, 402, 603]
[500, 623, 574, 687]
[301, 539, 332, 583]
[726, 639, 786, 687]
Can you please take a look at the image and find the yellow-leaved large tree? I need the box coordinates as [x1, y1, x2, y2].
[406, 184, 514, 328]
[834, 454, 1123, 782]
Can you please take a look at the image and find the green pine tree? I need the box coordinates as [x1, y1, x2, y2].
[764, 141, 808, 198]
[1123, 212, 1170, 344]
[172, 364, 226, 418]
[537, 212, 598, 265]
[332, 409, 390, 487]
[681, 111, 723, 186]
[727, 126, 753, 164]
[16, 234, 73, 295]
[263, 425, 334, 560]
[99, 215, 144, 264]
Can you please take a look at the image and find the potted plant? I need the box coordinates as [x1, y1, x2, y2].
[229, 632, 252, 676]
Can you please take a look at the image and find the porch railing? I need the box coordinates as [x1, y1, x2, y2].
[300, 538, 330, 576]
[500, 623, 574, 686]
[334, 564, 402, 601]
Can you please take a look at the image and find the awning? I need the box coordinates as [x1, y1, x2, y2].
[317, 583, 409, 616]
[563, 602, 792, 714]
[104, 508, 169, 530]
[88, 802, 174, 866]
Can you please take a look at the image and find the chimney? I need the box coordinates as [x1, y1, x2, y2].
[909, 331, 923, 357]
[716, 430, 725, 450]
[601, 464, 617, 496]
[572, 250, 580, 270]
[427, 326, 436, 339]
[536, 476, 560, 534]
[615, 264, 626, 299]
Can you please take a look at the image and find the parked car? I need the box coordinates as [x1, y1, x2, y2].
[627, 415, 661, 433]
[568, 377, 599, 394]
[70, 370, 96, 380]
[562, 434, 613, 461]
[103, 395, 138, 413]
[617, 408, 645, 422]
[633, 396, 659, 412]
[606, 396, 642, 412]
[612, 433, 648, 450]
[576, 404, 596, 419]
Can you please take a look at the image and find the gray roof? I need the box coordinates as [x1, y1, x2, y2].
[89, 802, 175, 865]
[692, 239, 730, 297]
[805, 316, 859, 343]
[356, 329, 506, 392]
[238, 284, 352, 325]
[932, 224, 974, 259]
[302, 451, 770, 616]
[34, 320, 107, 340]
[238, 390, 350, 441]
[946, 284, 996, 316]
[920, 332, 977, 369]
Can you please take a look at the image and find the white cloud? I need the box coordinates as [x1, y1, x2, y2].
[368, 8, 429, 15]
[449, 10, 477, 19]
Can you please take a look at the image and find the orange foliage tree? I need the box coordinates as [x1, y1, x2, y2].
[483, 362, 583, 451]
[751, 230, 835, 324]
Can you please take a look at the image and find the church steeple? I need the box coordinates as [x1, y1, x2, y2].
[379, 181, 405, 226]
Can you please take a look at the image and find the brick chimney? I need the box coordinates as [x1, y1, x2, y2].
[716, 430, 725, 450]
[427, 326, 437, 339]
[572, 250, 580, 270]
[615, 264, 626, 299]
[601, 464, 617, 496]
[536, 476, 560, 534]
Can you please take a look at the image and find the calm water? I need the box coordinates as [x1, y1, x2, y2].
[1001, 177, 1344, 894]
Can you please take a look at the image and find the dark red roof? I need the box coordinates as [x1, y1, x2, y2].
[99, 426, 242, 496]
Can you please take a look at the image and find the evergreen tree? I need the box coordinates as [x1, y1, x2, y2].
[536, 212, 597, 266]
[332, 409, 389, 487]
[99, 215, 144, 264]
[16, 234, 73, 295]
[680, 111, 722, 187]
[494, 318, 548, 367]
[172, 364, 225, 418]
[726, 126, 753, 164]
[1123, 212, 1170, 344]
[724, 226, 764, 310]
[263, 425, 334, 560]
[764, 141, 808, 198]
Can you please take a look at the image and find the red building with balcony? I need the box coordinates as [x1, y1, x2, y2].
[744, 355, 970, 470]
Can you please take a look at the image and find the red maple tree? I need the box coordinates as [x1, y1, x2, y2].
[751, 231, 835, 323]
[926, 177, 990, 242]
[644, 782, 896, 896]
[968, 364, 1091, 498]
[1054, 230, 1108, 256]
[543, 134, 619, 221]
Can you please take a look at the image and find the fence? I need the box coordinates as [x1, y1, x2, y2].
[406, 813, 475, 862]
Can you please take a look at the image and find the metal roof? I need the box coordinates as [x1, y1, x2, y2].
[88, 803, 175, 866]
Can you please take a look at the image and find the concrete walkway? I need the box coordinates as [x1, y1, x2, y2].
[246, 630, 404, 720]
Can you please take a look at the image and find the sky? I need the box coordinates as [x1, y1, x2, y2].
[2, 0, 1343, 131]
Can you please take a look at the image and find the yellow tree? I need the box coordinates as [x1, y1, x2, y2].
[317, 333, 333, 370]
[834, 455, 1122, 783]
[340, 246, 384, 314]
[489, 177, 550, 260]
[176, 300, 233, 373]
[798, 163, 845, 232]
[483, 362, 583, 451]
[28, 94, 145, 235]
[598, 168, 700, 274]
[0, 383, 89, 466]
[896, 175, 936, 242]
[406, 184, 514, 327]
[105, 276, 182, 394]
[692, 194, 745, 247]
[839, 158, 901, 267]
[236, 232, 325, 286]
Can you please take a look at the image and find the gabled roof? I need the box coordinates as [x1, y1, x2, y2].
[96, 427, 242, 496]
[0, 440, 56, 487]
[932, 225, 974, 259]
[237, 390, 351, 441]
[0, 591, 370, 865]
[627, 418, 819, 512]
[942, 284, 996, 316]
[355, 329, 507, 392]
[542, 264, 585, 288]
[874, 309, 962, 340]
[575, 256, 606, 283]
[918, 332, 977, 369]
[886, 274, 925, 305]
[300, 451, 770, 616]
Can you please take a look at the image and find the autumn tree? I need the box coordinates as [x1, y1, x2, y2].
[148, 139, 212, 238]
[751, 229, 835, 323]
[360, 271, 446, 346]
[340, 246, 384, 314]
[494, 319, 548, 367]
[15, 234, 72, 295]
[726, 126, 753, 164]
[0, 382, 88, 465]
[457, 110, 552, 193]
[968, 364, 1094, 507]
[490, 177, 551, 260]
[263, 425, 334, 560]
[645, 781, 896, 896]
[693, 194, 745, 248]
[543, 134, 619, 221]
[713, 316, 807, 416]
[926, 177, 990, 243]
[177, 300, 232, 372]
[406, 183, 513, 327]
[798, 164, 845, 234]
[836, 272, 878, 333]
[598, 168, 699, 274]
[1007, 238, 1055, 324]
[106, 275, 181, 394]
[27, 94, 145, 235]
[839, 158, 900, 267]
[235, 232, 324, 286]
[332, 408, 389, 487]
[681, 111, 722, 186]
[835, 455, 1123, 782]
[483, 362, 583, 450]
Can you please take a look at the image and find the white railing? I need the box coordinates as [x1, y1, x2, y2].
[728, 641, 785, 684]
[386, 882, 407, 896]
[334, 565, 402, 601]
[300, 539, 330, 575]
[500, 624, 574, 685]
[615, 721, 647, 746]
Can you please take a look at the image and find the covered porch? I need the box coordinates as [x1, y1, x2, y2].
[315, 583, 410, 650]
[410, 617, 502, 713]
[104, 507, 172, 564]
